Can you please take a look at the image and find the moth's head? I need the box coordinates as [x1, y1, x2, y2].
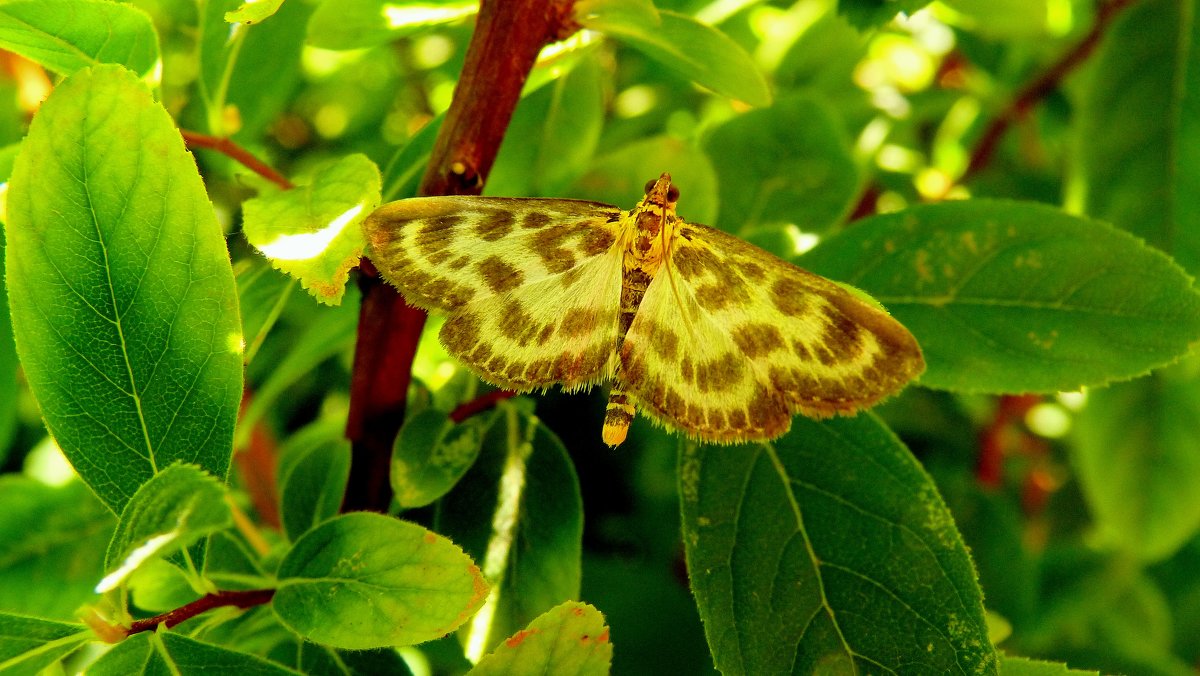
[642, 173, 680, 210]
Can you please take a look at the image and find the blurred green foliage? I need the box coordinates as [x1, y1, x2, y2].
[0, 0, 1197, 674]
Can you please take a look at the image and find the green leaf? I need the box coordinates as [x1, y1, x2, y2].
[1072, 0, 1200, 275]
[489, 54, 606, 197]
[235, 259, 296, 366]
[0, 479, 115, 619]
[88, 631, 301, 676]
[1072, 357, 1200, 561]
[594, 10, 771, 107]
[0, 613, 88, 676]
[307, 0, 477, 50]
[573, 0, 659, 33]
[838, 0, 933, 30]
[0, 0, 159, 78]
[5, 64, 244, 513]
[467, 601, 612, 676]
[392, 409, 493, 509]
[438, 401, 583, 659]
[680, 415, 995, 675]
[704, 94, 859, 233]
[297, 643, 414, 675]
[243, 154, 381, 306]
[100, 464, 233, 592]
[999, 655, 1100, 675]
[226, 0, 285, 24]
[279, 436, 350, 542]
[196, 0, 245, 134]
[237, 295, 358, 450]
[226, 0, 313, 141]
[0, 229, 18, 462]
[802, 200, 1200, 393]
[274, 512, 488, 649]
[573, 136, 720, 225]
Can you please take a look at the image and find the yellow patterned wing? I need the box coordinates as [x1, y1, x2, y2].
[619, 220, 925, 443]
[364, 197, 627, 391]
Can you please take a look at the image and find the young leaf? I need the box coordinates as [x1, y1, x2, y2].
[467, 601, 612, 676]
[279, 437, 351, 542]
[680, 414, 995, 675]
[802, 200, 1200, 393]
[0, 0, 159, 78]
[0, 614, 89, 676]
[704, 94, 860, 233]
[0, 479, 115, 619]
[590, 10, 771, 107]
[307, 0, 477, 50]
[391, 409, 494, 509]
[243, 154, 381, 305]
[99, 464, 233, 593]
[5, 64, 244, 514]
[274, 512, 488, 649]
[226, 0, 285, 24]
[87, 631, 301, 676]
[437, 401, 583, 659]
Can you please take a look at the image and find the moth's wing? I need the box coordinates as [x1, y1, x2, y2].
[440, 244, 626, 392]
[364, 196, 623, 311]
[364, 197, 628, 392]
[620, 221, 924, 443]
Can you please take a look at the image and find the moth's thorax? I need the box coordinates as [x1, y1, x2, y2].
[624, 175, 681, 274]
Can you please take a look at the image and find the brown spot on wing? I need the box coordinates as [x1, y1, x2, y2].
[582, 225, 616, 255]
[441, 311, 482, 356]
[474, 209, 515, 241]
[560, 307, 598, 337]
[820, 308, 865, 362]
[522, 212, 551, 229]
[533, 225, 577, 273]
[650, 325, 680, 361]
[478, 255, 524, 294]
[770, 277, 810, 316]
[731, 323, 786, 358]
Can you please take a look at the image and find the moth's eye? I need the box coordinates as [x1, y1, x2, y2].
[643, 179, 657, 194]
[666, 185, 680, 202]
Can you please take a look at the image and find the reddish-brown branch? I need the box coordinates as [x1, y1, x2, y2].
[450, 390, 517, 423]
[124, 589, 276, 637]
[344, 0, 579, 512]
[976, 394, 1042, 488]
[962, 0, 1137, 179]
[180, 130, 294, 190]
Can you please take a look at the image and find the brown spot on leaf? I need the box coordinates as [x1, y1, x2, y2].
[506, 629, 539, 648]
[732, 323, 785, 358]
[478, 255, 524, 294]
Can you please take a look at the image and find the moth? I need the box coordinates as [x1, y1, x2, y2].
[364, 174, 924, 447]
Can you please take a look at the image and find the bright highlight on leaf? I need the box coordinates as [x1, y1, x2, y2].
[364, 174, 924, 447]
[256, 204, 365, 261]
[382, 3, 476, 29]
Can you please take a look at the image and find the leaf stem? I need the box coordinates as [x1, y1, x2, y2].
[179, 129, 294, 190]
[450, 390, 517, 423]
[344, 0, 580, 512]
[123, 589, 276, 637]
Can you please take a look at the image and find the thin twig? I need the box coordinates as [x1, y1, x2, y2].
[343, 0, 580, 512]
[124, 589, 276, 636]
[180, 130, 294, 190]
[450, 390, 517, 423]
[962, 0, 1138, 180]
